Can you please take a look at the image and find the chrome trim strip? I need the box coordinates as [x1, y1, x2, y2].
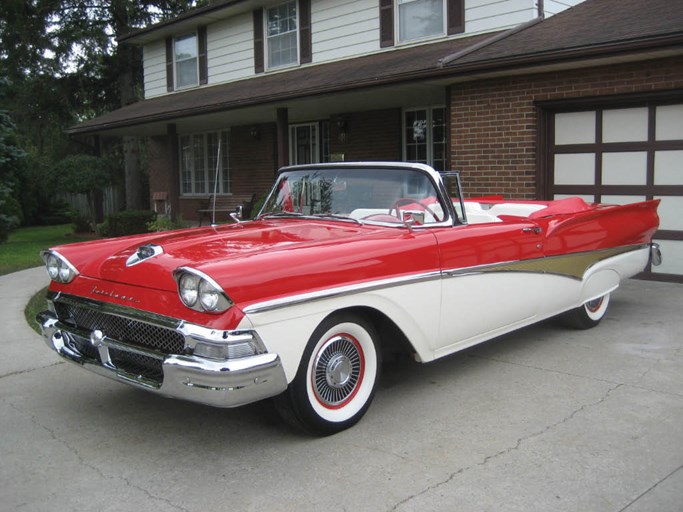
[244, 245, 648, 314]
[243, 270, 442, 314]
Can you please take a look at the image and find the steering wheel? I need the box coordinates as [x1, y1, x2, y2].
[388, 198, 441, 223]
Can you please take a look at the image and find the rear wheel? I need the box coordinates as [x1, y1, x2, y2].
[560, 293, 610, 329]
[275, 313, 380, 435]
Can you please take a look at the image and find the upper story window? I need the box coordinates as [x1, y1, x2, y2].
[398, 0, 445, 42]
[253, 1, 311, 73]
[267, 2, 298, 68]
[380, 0, 463, 48]
[165, 27, 207, 92]
[174, 33, 198, 88]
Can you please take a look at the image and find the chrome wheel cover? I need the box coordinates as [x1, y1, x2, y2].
[312, 335, 364, 407]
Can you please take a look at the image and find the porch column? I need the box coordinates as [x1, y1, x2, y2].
[167, 123, 180, 221]
[277, 107, 289, 168]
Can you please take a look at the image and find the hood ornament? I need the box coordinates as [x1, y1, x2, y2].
[126, 244, 163, 267]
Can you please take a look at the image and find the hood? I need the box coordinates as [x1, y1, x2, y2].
[53, 220, 432, 297]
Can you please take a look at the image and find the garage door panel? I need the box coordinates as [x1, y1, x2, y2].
[603, 107, 649, 143]
[656, 105, 683, 140]
[548, 101, 683, 281]
[652, 240, 683, 276]
[602, 152, 648, 185]
[554, 153, 595, 185]
[654, 150, 683, 185]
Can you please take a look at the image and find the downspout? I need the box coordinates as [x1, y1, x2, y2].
[438, 15, 545, 68]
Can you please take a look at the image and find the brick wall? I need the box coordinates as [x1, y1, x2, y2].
[330, 108, 401, 161]
[450, 55, 683, 199]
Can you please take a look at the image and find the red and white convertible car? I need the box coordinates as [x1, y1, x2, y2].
[38, 162, 661, 434]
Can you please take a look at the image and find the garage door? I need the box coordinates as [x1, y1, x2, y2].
[548, 102, 683, 282]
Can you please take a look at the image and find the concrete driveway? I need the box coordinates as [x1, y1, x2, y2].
[1, 267, 682, 512]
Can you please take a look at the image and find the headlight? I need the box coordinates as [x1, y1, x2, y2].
[41, 250, 78, 284]
[179, 273, 199, 307]
[173, 267, 233, 313]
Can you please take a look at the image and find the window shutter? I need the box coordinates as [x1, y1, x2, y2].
[165, 36, 174, 92]
[253, 9, 264, 73]
[447, 0, 465, 35]
[198, 25, 208, 85]
[299, 0, 312, 64]
[379, 0, 394, 47]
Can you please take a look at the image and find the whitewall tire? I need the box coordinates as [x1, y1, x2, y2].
[561, 293, 611, 329]
[275, 313, 381, 435]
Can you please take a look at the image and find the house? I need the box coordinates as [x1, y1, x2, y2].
[68, 0, 683, 282]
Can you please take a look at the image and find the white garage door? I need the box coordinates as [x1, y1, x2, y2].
[549, 102, 683, 282]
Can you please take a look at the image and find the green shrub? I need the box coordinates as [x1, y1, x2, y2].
[71, 213, 92, 233]
[100, 210, 156, 237]
[147, 215, 188, 232]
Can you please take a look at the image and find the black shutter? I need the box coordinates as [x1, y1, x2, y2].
[299, 0, 312, 64]
[253, 9, 264, 73]
[447, 0, 465, 35]
[165, 36, 174, 92]
[379, 0, 394, 48]
[198, 25, 208, 85]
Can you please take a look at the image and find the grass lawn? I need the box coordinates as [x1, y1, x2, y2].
[0, 224, 97, 276]
[1, 224, 99, 334]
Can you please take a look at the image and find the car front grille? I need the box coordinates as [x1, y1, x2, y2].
[54, 302, 185, 355]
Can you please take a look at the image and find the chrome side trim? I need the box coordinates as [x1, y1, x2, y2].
[243, 271, 442, 314]
[244, 245, 649, 314]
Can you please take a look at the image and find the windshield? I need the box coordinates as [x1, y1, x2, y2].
[259, 166, 449, 225]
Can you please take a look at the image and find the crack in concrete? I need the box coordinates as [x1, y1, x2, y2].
[617, 463, 683, 512]
[6, 400, 192, 512]
[469, 354, 683, 399]
[389, 382, 623, 512]
[0, 361, 65, 380]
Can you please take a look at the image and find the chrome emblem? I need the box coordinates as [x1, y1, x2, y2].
[126, 244, 163, 267]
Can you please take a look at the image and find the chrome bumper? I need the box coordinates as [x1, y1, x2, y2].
[37, 311, 288, 408]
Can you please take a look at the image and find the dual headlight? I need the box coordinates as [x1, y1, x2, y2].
[41, 250, 78, 284]
[174, 267, 233, 313]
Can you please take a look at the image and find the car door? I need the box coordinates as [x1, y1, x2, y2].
[432, 219, 546, 357]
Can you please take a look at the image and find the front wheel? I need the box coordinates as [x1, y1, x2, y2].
[275, 313, 381, 435]
[560, 293, 610, 329]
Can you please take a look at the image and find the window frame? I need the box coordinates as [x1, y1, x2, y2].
[402, 106, 447, 171]
[179, 130, 231, 197]
[396, 0, 447, 44]
[265, 0, 300, 70]
[173, 32, 200, 90]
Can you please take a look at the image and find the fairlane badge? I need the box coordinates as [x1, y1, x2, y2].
[91, 286, 140, 303]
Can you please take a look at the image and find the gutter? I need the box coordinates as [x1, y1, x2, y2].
[438, 16, 545, 68]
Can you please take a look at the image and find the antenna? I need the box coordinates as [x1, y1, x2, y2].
[211, 139, 221, 227]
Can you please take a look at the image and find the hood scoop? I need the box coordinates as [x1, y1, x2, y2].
[126, 244, 163, 267]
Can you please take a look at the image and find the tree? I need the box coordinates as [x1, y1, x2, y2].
[0, 1, 205, 222]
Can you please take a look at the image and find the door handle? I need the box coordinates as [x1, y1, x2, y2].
[522, 226, 542, 234]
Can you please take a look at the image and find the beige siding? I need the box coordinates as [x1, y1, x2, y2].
[143, 40, 167, 99]
[312, 0, 379, 62]
[207, 13, 254, 85]
[466, 0, 537, 33]
[544, 0, 584, 17]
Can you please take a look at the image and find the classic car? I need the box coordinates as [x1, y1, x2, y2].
[38, 162, 661, 435]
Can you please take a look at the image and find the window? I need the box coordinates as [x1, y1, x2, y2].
[289, 122, 331, 165]
[180, 131, 231, 195]
[380, 0, 463, 48]
[398, 0, 445, 42]
[174, 34, 198, 88]
[267, 1, 298, 68]
[290, 123, 318, 164]
[165, 27, 207, 92]
[404, 107, 446, 171]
